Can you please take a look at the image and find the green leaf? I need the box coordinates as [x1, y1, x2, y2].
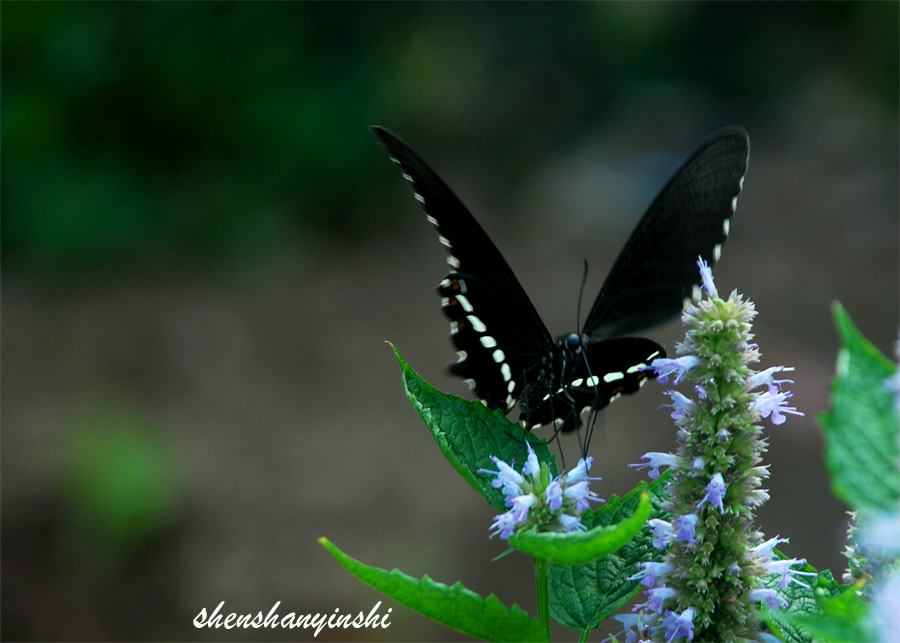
[319, 538, 549, 643]
[819, 303, 899, 513]
[510, 493, 651, 565]
[760, 556, 842, 643]
[547, 472, 673, 631]
[394, 344, 558, 510]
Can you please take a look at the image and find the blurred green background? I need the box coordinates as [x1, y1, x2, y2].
[2, 3, 897, 641]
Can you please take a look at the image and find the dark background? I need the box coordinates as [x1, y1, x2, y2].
[2, 3, 898, 641]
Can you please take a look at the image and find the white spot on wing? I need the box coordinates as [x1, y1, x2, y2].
[438, 235, 452, 248]
[492, 349, 506, 364]
[455, 294, 474, 312]
[448, 255, 461, 270]
[723, 219, 731, 237]
[731, 196, 738, 212]
[507, 380, 516, 393]
[414, 192, 425, 204]
[467, 315, 487, 333]
[603, 372, 623, 384]
[456, 350, 467, 363]
[713, 243, 722, 261]
[464, 378, 476, 390]
[501, 363, 512, 382]
[480, 336, 497, 348]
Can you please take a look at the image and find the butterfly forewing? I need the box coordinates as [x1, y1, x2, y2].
[584, 126, 750, 339]
[372, 127, 553, 410]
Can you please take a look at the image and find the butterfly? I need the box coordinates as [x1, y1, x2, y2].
[373, 125, 750, 453]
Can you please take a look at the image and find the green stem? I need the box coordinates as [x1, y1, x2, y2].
[534, 556, 551, 637]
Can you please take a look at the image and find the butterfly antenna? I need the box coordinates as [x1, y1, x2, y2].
[577, 259, 589, 333]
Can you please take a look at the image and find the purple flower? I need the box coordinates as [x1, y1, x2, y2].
[650, 356, 701, 385]
[752, 389, 804, 425]
[480, 456, 525, 499]
[566, 456, 598, 483]
[564, 480, 603, 512]
[664, 390, 694, 421]
[698, 256, 717, 297]
[675, 514, 699, 544]
[748, 366, 795, 392]
[628, 561, 673, 588]
[763, 557, 817, 590]
[545, 479, 563, 510]
[634, 587, 676, 614]
[696, 473, 727, 514]
[754, 536, 788, 562]
[630, 452, 677, 479]
[489, 510, 520, 539]
[661, 607, 695, 642]
[648, 518, 674, 549]
[750, 588, 788, 610]
[558, 513, 585, 532]
[522, 443, 541, 477]
[509, 493, 536, 523]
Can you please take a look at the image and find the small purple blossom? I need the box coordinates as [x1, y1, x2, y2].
[630, 452, 677, 479]
[750, 588, 788, 610]
[698, 256, 717, 297]
[566, 456, 598, 483]
[564, 480, 603, 512]
[509, 493, 537, 523]
[663, 390, 694, 421]
[748, 366, 795, 392]
[628, 561, 673, 588]
[558, 513, 585, 532]
[752, 389, 804, 425]
[763, 557, 817, 590]
[545, 479, 563, 510]
[662, 607, 695, 642]
[649, 356, 701, 385]
[675, 513, 699, 544]
[522, 443, 541, 477]
[480, 456, 525, 499]
[754, 536, 789, 562]
[696, 473, 727, 514]
[634, 587, 676, 614]
[648, 518, 674, 549]
[612, 613, 651, 643]
[489, 510, 520, 539]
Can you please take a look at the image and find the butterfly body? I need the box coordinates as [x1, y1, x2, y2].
[374, 126, 750, 443]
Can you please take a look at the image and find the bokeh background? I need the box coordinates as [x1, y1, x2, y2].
[2, 3, 898, 641]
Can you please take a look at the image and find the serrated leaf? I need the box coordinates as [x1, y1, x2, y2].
[509, 493, 651, 566]
[319, 538, 549, 642]
[760, 556, 842, 643]
[394, 345, 558, 510]
[819, 303, 899, 513]
[547, 472, 673, 631]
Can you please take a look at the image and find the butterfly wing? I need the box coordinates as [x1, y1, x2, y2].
[584, 126, 750, 339]
[521, 337, 665, 431]
[372, 126, 554, 411]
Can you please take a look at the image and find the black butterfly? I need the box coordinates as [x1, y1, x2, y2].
[374, 126, 749, 451]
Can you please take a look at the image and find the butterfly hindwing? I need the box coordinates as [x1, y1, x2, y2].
[519, 337, 665, 431]
[584, 126, 750, 339]
[372, 126, 553, 411]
